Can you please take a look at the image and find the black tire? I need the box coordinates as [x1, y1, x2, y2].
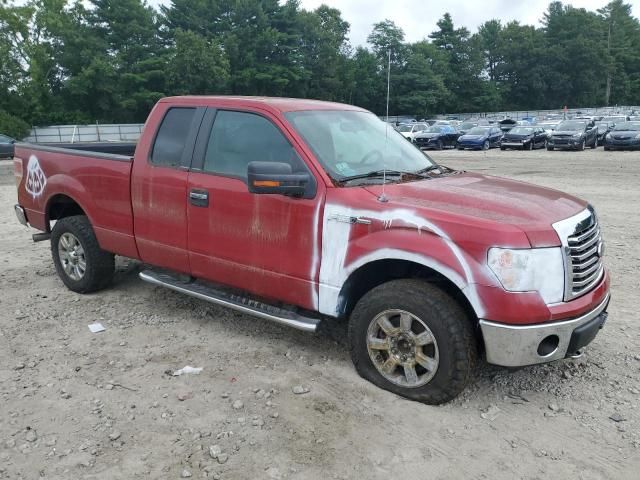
[527, 141, 533, 151]
[604, 146, 610, 151]
[51, 215, 115, 293]
[590, 137, 597, 149]
[437, 140, 443, 150]
[482, 140, 489, 151]
[547, 146, 554, 151]
[578, 139, 585, 151]
[500, 146, 505, 151]
[348, 279, 477, 405]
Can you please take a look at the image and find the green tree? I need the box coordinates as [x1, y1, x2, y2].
[598, 0, 640, 105]
[166, 29, 230, 95]
[429, 13, 487, 112]
[543, 2, 607, 107]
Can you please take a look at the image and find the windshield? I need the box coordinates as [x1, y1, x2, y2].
[466, 127, 489, 135]
[508, 127, 534, 135]
[613, 122, 640, 131]
[603, 116, 626, 123]
[426, 126, 445, 133]
[286, 110, 436, 181]
[460, 123, 476, 130]
[397, 124, 413, 132]
[556, 121, 586, 131]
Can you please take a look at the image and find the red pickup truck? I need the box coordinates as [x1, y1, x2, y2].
[13, 96, 610, 404]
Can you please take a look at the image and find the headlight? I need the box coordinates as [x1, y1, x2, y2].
[572, 133, 582, 138]
[635, 133, 640, 139]
[487, 248, 564, 304]
[605, 133, 611, 139]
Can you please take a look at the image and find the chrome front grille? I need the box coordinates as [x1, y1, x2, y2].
[553, 206, 605, 301]
[567, 220, 604, 297]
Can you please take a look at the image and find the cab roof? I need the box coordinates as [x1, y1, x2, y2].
[159, 95, 369, 114]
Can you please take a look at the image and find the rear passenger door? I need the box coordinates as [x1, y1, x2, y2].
[131, 104, 205, 274]
[186, 108, 323, 310]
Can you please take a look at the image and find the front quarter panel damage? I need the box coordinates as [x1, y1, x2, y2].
[316, 191, 517, 319]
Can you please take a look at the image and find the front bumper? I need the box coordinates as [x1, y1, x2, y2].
[479, 293, 610, 367]
[548, 138, 582, 149]
[457, 142, 483, 149]
[501, 141, 526, 148]
[604, 141, 640, 150]
[14, 204, 28, 226]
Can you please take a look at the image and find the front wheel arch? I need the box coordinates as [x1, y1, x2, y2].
[336, 258, 479, 327]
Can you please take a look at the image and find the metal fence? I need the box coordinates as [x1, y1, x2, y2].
[24, 123, 144, 143]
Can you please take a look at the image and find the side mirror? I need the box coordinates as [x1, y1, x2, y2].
[247, 162, 312, 198]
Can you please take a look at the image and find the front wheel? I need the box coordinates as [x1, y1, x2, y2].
[590, 137, 597, 149]
[578, 139, 585, 151]
[348, 280, 477, 405]
[482, 140, 490, 150]
[51, 215, 115, 293]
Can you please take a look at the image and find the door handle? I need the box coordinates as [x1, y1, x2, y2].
[189, 189, 209, 207]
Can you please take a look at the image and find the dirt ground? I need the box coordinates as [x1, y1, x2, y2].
[0, 148, 638, 480]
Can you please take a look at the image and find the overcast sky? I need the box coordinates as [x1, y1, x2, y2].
[297, 0, 640, 46]
[149, 0, 640, 46]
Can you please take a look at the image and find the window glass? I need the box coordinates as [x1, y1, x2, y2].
[203, 110, 304, 178]
[151, 108, 197, 167]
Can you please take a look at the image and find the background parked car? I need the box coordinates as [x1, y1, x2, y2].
[500, 126, 548, 150]
[601, 115, 630, 126]
[595, 121, 614, 145]
[547, 119, 598, 151]
[0, 134, 16, 158]
[397, 122, 429, 142]
[456, 126, 502, 150]
[498, 118, 517, 132]
[537, 121, 560, 136]
[603, 121, 640, 150]
[414, 125, 461, 150]
[457, 121, 478, 135]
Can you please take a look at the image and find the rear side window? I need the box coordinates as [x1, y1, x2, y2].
[203, 110, 304, 179]
[151, 107, 197, 167]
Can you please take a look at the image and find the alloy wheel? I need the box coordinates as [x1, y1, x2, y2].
[58, 232, 86, 281]
[366, 309, 439, 388]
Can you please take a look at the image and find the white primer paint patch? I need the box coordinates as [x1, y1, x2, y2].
[25, 155, 47, 199]
[316, 203, 486, 318]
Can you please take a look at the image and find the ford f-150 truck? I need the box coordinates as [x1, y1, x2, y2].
[13, 96, 610, 404]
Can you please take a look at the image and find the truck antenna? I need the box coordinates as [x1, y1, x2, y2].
[379, 49, 391, 203]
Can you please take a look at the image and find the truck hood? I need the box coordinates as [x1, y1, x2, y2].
[363, 172, 587, 247]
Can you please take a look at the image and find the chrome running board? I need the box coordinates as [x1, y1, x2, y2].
[139, 270, 319, 333]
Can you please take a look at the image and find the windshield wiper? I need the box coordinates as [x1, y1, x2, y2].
[338, 169, 431, 183]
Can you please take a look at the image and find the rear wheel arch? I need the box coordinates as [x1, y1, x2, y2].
[46, 193, 88, 232]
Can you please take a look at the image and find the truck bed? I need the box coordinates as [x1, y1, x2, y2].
[14, 142, 138, 259]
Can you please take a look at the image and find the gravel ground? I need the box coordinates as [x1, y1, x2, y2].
[0, 148, 638, 480]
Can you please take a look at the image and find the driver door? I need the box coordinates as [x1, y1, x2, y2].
[186, 108, 324, 310]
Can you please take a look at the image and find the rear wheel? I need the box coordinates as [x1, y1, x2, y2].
[482, 140, 490, 150]
[349, 280, 477, 405]
[500, 146, 506, 151]
[437, 140, 443, 150]
[51, 215, 115, 293]
[590, 137, 597, 149]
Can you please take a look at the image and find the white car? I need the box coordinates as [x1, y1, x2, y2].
[397, 123, 429, 142]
